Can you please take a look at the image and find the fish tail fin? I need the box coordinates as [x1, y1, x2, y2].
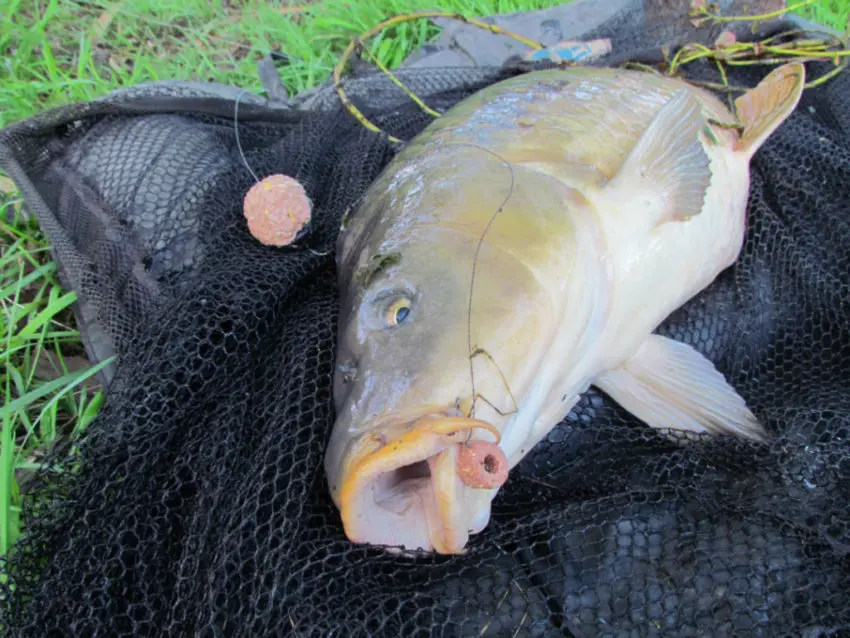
[734, 62, 806, 159]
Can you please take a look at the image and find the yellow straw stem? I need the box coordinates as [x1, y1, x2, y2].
[691, 0, 817, 24]
[332, 11, 545, 143]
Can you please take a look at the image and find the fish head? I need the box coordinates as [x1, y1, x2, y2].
[327, 150, 562, 554]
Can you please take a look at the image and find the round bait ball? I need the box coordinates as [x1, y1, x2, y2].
[456, 440, 509, 489]
[243, 174, 311, 247]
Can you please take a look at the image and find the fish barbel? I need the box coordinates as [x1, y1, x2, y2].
[326, 63, 806, 554]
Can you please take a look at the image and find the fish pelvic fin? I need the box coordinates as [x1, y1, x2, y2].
[593, 334, 769, 443]
[734, 62, 806, 159]
[604, 89, 712, 225]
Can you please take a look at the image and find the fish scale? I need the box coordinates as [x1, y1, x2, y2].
[415, 68, 733, 183]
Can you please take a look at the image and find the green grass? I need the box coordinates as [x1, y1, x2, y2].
[0, 0, 848, 563]
[0, 205, 109, 557]
[801, 0, 850, 29]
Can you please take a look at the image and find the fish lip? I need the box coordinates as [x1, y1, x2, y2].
[337, 413, 501, 555]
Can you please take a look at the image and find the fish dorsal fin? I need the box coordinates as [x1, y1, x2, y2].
[734, 62, 806, 158]
[605, 89, 712, 226]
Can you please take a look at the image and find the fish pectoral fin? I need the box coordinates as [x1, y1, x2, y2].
[593, 334, 769, 443]
[604, 89, 712, 225]
[734, 62, 806, 158]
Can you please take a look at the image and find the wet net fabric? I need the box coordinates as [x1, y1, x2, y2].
[1, 33, 850, 638]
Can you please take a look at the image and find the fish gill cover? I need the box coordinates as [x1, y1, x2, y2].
[0, 2, 849, 636]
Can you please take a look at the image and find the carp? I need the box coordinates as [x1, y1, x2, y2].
[326, 63, 805, 554]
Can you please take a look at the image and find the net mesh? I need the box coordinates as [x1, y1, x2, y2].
[1, 28, 849, 637]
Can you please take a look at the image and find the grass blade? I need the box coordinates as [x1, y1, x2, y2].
[16, 289, 77, 339]
[0, 263, 54, 300]
[1, 357, 113, 420]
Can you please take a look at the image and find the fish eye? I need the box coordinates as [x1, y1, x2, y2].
[384, 297, 411, 327]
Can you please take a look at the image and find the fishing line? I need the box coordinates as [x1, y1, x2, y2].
[233, 89, 261, 184]
[233, 89, 331, 257]
[445, 143, 517, 422]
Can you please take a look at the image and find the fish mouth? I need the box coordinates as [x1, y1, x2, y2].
[338, 415, 508, 555]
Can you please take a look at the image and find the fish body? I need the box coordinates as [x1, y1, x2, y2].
[326, 64, 806, 554]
